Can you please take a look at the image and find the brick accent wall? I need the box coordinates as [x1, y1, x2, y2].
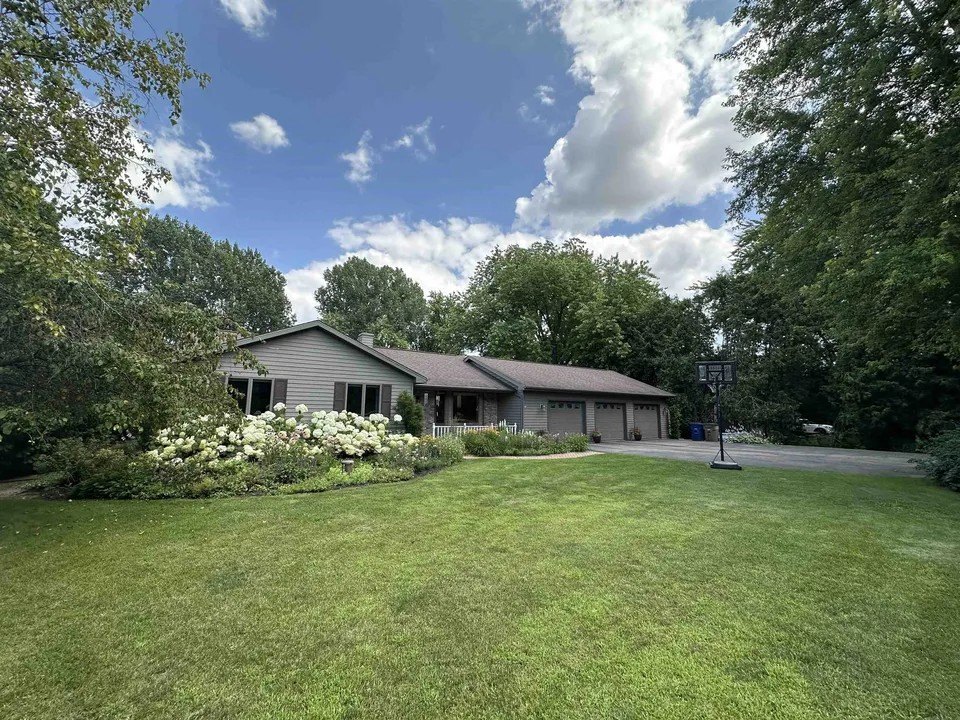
[423, 391, 436, 431]
[481, 392, 498, 425]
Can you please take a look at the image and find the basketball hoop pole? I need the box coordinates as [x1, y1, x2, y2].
[716, 382, 726, 462]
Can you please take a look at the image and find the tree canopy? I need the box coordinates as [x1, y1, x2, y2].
[1, 0, 208, 331]
[0, 1, 238, 455]
[718, 0, 960, 448]
[314, 257, 427, 348]
[122, 215, 295, 335]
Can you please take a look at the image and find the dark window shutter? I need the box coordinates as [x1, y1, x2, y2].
[380, 384, 392, 416]
[333, 382, 346, 411]
[272, 379, 287, 406]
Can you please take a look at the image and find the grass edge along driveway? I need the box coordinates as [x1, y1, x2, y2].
[1, 454, 958, 720]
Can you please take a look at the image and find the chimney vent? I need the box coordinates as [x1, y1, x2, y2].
[358, 332, 375, 347]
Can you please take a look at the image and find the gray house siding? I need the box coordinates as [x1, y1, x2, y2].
[497, 392, 524, 428]
[219, 329, 414, 415]
[522, 391, 666, 438]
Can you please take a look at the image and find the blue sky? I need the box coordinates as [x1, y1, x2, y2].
[141, 0, 743, 320]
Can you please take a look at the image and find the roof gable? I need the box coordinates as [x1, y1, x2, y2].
[234, 321, 426, 382]
[375, 347, 513, 391]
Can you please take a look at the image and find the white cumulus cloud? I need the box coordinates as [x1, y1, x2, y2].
[283, 216, 733, 322]
[137, 130, 217, 210]
[229, 114, 289, 153]
[219, 0, 274, 36]
[340, 131, 378, 187]
[536, 84, 555, 105]
[515, 0, 747, 233]
[340, 119, 436, 188]
[387, 117, 436, 160]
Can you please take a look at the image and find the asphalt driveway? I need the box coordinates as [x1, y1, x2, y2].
[594, 438, 923, 477]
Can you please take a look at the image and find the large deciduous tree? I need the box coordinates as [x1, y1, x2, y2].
[721, 0, 960, 448]
[1, 0, 208, 329]
[314, 257, 427, 347]
[0, 2, 239, 456]
[461, 240, 600, 363]
[122, 215, 294, 335]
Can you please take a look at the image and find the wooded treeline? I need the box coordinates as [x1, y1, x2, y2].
[2, 0, 958, 478]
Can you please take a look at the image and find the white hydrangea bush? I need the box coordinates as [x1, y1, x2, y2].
[145, 403, 418, 469]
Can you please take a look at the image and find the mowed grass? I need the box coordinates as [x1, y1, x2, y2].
[2, 456, 959, 720]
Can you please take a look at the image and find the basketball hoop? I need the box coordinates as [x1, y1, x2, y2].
[695, 360, 741, 470]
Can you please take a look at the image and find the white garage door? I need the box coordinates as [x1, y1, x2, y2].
[633, 403, 660, 440]
[548, 400, 585, 435]
[594, 402, 626, 440]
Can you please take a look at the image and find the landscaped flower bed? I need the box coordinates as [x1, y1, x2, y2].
[36, 405, 464, 500]
[460, 428, 589, 457]
[145, 403, 418, 469]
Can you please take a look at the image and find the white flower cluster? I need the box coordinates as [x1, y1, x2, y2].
[145, 403, 417, 468]
[307, 409, 417, 458]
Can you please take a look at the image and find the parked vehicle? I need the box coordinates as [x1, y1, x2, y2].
[801, 420, 834, 435]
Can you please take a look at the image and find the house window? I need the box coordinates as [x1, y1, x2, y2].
[364, 385, 381, 416]
[346, 383, 382, 415]
[346, 384, 363, 414]
[228, 378, 248, 413]
[249, 380, 272, 415]
[227, 377, 273, 415]
[453, 393, 479, 424]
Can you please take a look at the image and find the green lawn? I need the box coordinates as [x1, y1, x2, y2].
[2, 456, 959, 720]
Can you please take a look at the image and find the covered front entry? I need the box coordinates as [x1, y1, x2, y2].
[548, 400, 585, 435]
[633, 403, 661, 440]
[595, 402, 626, 440]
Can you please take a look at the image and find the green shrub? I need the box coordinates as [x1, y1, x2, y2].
[395, 391, 424, 436]
[461, 430, 589, 457]
[413, 435, 465, 471]
[559, 434, 589, 452]
[461, 429, 508, 456]
[160, 465, 254, 499]
[279, 462, 414, 494]
[36, 438, 159, 499]
[255, 443, 336, 486]
[668, 407, 682, 439]
[917, 428, 960, 492]
[371, 443, 416, 471]
[34, 430, 454, 501]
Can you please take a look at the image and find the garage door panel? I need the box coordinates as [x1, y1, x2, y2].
[548, 401, 585, 435]
[595, 402, 626, 440]
[633, 404, 660, 440]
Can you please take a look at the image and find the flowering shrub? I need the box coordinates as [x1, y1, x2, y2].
[460, 429, 589, 456]
[726, 430, 770, 445]
[145, 403, 418, 470]
[374, 435, 465, 472]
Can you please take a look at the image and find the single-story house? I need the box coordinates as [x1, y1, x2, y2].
[219, 320, 673, 439]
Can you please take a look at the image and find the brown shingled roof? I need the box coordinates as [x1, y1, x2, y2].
[467, 356, 673, 397]
[376, 346, 673, 398]
[375, 347, 513, 391]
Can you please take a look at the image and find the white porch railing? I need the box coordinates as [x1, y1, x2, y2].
[432, 423, 518, 438]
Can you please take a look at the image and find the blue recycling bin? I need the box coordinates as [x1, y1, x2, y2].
[689, 422, 705, 441]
